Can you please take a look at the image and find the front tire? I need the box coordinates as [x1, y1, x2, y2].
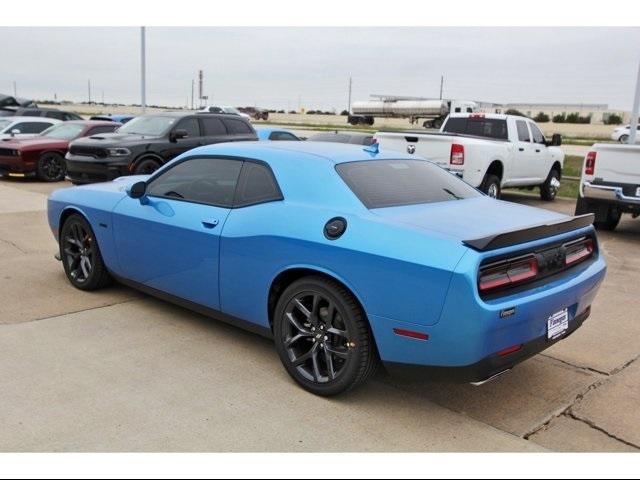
[619, 134, 629, 144]
[540, 168, 561, 201]
[134, 158, 161, 175]
[273, 276, 378, 396]
[36, 152, 66, 182]
[480, 173, 501, 199]
[60, 214, 112, 290]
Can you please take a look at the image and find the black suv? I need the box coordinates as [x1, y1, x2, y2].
[65, 112, 257, 184]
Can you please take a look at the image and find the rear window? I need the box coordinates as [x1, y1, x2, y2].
[224, 118, 253, 134]
[337, 159, 481, 209]
[443, 117, 508, 140]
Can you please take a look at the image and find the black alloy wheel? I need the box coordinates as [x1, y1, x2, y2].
[134, 158, 161, 175]
[60, 214, 111, 290]
[37, 152, 66, 181]
[274, 276, 378, 396]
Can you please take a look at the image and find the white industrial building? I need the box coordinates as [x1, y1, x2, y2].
[475, 102, 628, 124]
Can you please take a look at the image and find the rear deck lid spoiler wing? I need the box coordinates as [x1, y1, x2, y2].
[463, 214, 595, 251]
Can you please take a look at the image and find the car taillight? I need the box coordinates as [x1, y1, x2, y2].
[565, 238, 594, 266]
[450, 143, 464, 165]
[479, 256, 539, 293]
[585, 151, 596, 175]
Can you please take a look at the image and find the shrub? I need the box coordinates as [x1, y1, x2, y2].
[604, 114, 623, 125]
[340, 110, 349, 116]
[505, 109, 527, 117]
[553, 113, 566, 123]
[533, 112, 550, 123]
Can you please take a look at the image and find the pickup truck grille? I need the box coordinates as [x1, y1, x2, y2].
[68, 145, 108, 158]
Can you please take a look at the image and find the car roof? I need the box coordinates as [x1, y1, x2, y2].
[310, 131, 372, 139]
[2, 116, 61, 123]
[61, 120, 121, 127]
[183, 140, 416, 165]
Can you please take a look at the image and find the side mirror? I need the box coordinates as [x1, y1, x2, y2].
[127, 181, 148, 203]
[10, 128, 20, 136]
[549, 133, 562, 147]
[170, 129, 189, 142]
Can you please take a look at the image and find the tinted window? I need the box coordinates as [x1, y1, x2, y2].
[147, 158, 242, 207]
[175, 117, 200, 137]
[20, 109, 41, 116]
[11, 122, 52, 134]
[224, 118, 252, 134]
[350, 135, 373, 145]
[337, 159, 481, 209]
[201, 117, 227, 136]
[443, 117, 508, 140]
[119, 115, 178, 135]
[529, 123, 545, 144]
[516, 120, 531, 142]
[46, 111, 66, 121]
[235, 162, 282, 206]
[269, 131, 299, 141]
[86, 125, 117, 136]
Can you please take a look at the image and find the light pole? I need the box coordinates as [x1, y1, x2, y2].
[140, 27, 147, 114]
[629, 57, 640, 144]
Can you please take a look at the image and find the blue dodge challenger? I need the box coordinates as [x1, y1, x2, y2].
[48, 141, 606, 396]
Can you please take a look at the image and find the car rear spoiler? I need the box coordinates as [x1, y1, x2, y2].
[463, 214, 595, 251]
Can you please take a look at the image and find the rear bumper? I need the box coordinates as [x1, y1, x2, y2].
[65, 155, 130, 184]
[582, 181, 640, 207]
[384, 306, 590, 383]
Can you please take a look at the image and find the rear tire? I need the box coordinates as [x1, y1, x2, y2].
[540, 168, 560, 201]
[619, 134, 629, 143]
[36, 152, 66, 182]
[480, 174, 501, 199]
[595, 206, 621, 231]
[273, 276, 378, 396]
[60, 214, 112, 291]
[134, 158, 161, 175]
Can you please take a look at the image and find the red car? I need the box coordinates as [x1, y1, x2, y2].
[0, 120, 120, 182]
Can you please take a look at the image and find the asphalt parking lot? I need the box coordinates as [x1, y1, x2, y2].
[0, 177, 639, 452]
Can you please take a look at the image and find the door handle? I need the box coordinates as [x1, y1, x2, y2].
[201, 219, 219, 229]
[518, 147, 525, 152]
[535, 149, 541, 153]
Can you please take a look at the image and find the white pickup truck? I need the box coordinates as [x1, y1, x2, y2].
[575, 143, 640, 231]
[374, 113, 565, 200]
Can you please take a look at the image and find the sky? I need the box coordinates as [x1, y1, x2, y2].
[1, 27, 639, 111]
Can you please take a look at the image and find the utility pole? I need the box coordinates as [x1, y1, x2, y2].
[141, 26, 147, 113]
[439, 75, 444, 100]
[198, 70, 204, 108]
[191, 79, 194, 110]
[347, 76, 352, 113]
[88, 79, 92, 104]
[629, 57, 640, 144]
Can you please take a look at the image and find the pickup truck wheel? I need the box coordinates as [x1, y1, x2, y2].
[619, 134, 629, 143]
[594, 206, 622, 231]
[540, 168, 560, 201]
[481, 174, 501, 199]
[134, 158, 161, 175]
[575, 196, 593, 216]
[432, 118, 443, 129]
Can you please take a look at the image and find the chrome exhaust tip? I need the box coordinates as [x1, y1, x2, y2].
[470, 369, 511, 387]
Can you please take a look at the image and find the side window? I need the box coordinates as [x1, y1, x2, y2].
[201, 117, 227, 136]
[529, 123, 545, 144]
[86, 126, 117, 137]
[516, 120, 531, 142]
[224, 118, 253, 135]
[269, 131, 298, 141]
[21, 109, 40, 116]
[234, 162, 282, 207]
[147, 157, 242, 207]
[46, 111, 66, 121]
[12, 122, 51, 134]
[175, 117, 200, 137]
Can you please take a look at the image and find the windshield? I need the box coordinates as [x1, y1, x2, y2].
[0, 119, 12, 131]
[117, 115, 178, 135]
[223, 107, 241, 115]
[40, 123, 85, 140]
[337, 159, 481, 209]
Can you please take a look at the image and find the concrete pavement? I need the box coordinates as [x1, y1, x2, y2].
[0, 178, 638, 452]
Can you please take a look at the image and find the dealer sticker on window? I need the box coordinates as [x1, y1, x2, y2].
[547, 308, 569, 340]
